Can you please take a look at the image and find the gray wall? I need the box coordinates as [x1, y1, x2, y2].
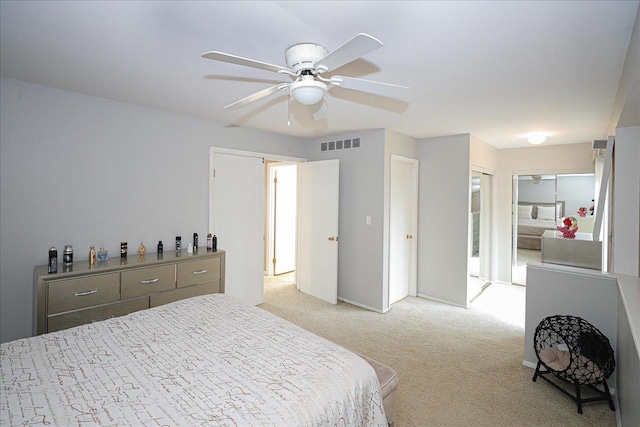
[307, 129, 387, 311]
[0, 77, 306, 343]
[417, 134, 470, 307]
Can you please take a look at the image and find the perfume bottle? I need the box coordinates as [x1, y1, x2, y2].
[193, 233, 198, 250]
[97, 247, 108, 261]
[48, 247, 58, 274]
[176, 236, 181, 251]
[63, 245, 73, 265]
[89, 246, 96, 266]
[206, 233, 212, 251]
[157, 241, 163, 254]
[212, 235, 217, 252]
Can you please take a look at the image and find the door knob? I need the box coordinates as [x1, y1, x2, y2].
[328, 236, 338, 241]
[406, 234, 413, 239]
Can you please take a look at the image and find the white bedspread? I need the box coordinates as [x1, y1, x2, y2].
[1, 294, 387, 426]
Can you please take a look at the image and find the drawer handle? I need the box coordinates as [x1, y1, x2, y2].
[192, 269, 208, 275]
[140, 278, 160, 284]
[74, 289, 98, 297]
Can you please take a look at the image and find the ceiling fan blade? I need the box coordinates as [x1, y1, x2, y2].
[202, 51, 293, 75]
[312, 101, 327, 120]
[314, 33, 383, 73]
[225, 83, 289, 110]
[330, 76, 409, 100]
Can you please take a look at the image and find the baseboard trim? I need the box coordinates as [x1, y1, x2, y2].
[522, 359, 537, 369]
[416, 293, 468, 309]
[338, 297, 384, 314]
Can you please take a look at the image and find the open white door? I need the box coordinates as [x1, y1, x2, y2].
[211, 151, 264, 305]
[297, 159, 339, 304]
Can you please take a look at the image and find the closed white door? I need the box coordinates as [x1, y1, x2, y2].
[297, 159, 339, 304]
[389, 155, 418, 305]
[211, 151, 264, 305]
[272, 164, 297, 275]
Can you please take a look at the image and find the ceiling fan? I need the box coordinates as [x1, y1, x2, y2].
[202, 33, 409, 121]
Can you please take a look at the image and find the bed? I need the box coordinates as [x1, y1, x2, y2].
[517, 201, 564, 250]
[1, 294, 388, 426]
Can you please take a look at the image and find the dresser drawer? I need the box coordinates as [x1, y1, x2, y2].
[121, 264, 175, 299]
[176, 258, 220, 288]
[48, 273, 120, 314]
[150, 282, 218, 308]
[47, 297, 149, 333]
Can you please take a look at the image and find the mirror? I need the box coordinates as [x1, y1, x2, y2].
[512, 173, 595, 285]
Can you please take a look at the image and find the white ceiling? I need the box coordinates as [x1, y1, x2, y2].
[1, 1, 637, 148]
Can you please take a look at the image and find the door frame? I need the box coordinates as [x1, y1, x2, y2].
[387, 155, 419, 310]
[209, 147, 305, 238]
[209, 147, 305, 298]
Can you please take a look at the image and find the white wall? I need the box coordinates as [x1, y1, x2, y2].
[524, 263, 618, 377]
[0, 77, 306, 343]
[307, 129, 386, 311]
[612, 125, 640, 277]
[417, 134, 470, 307]
[495, 143, 595, 283]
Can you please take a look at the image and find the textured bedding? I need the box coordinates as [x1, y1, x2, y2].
[1, 294, 387, 426]
[517, 218, 559, 250]
[517, 218, 558, 237]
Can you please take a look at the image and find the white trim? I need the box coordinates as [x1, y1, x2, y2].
[470, 164, 496, 175]
[211, 146, 306, 163]
[522, 359, 537, 369]
[338, 297, 385, 314]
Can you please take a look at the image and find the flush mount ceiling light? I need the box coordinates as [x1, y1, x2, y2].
[528, 133, 547, 145]
[290, 76, 327, 105]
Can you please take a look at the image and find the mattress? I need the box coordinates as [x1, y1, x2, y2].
[518, 218, 558, 237]
[1, 294, 387, 426]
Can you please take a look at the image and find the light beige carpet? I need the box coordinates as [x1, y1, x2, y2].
[259, 274, 616, 427]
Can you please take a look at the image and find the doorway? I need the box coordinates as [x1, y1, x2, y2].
[209, 148, 304, 306]
[389, 155, 418, 306]
[511, 173, 596, 285]
[468, 171, 492, 303]
[265, 162, 297, 277]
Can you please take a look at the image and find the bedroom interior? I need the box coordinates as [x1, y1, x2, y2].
[512, 173, 597, 285]
[1, 1, 639, 426]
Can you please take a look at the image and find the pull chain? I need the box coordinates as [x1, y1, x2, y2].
[287, 94, 291, 126]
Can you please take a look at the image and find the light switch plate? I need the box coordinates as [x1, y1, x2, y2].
[366, 216, 372, 225]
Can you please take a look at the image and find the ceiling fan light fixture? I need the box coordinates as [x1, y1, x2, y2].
[290, 79, 327, 106]
[528, 133, 547, 145]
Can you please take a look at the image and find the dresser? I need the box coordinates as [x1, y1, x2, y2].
[34, 249, 225, 335]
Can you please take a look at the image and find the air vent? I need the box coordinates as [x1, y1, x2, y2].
[592, 140, 607, 150]
[319, 137, 360, 152]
